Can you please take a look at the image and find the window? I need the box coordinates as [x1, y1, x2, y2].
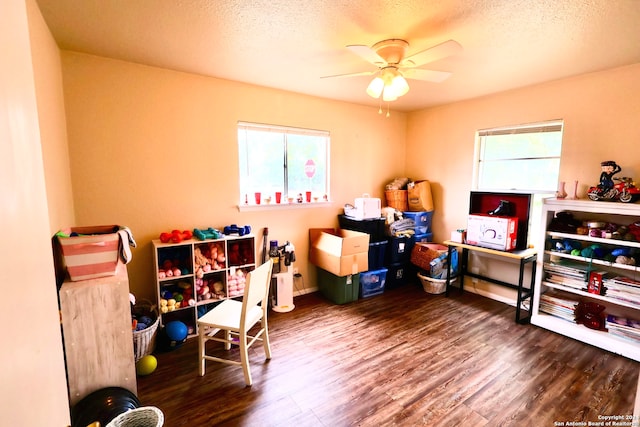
[475, 120, 563, 192]
[238, 122, 330, 206]
[474, 120, 564, 248]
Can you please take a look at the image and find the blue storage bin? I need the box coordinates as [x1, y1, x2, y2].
[368, 240, 387, 270]
[403, 211, 433, 234]
[359, 268, 388, 298]
[413, 232, 433, 243]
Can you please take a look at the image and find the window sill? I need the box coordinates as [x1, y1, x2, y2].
[237, 201, 334, 212]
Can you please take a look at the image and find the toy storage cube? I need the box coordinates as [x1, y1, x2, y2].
[359, 268, 388, 298]
[317, 268, 360, 304]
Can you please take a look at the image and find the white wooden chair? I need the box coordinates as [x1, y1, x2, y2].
[197, 259, 273, 385]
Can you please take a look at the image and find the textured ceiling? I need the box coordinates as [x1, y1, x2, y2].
[35, 0, 640, 112]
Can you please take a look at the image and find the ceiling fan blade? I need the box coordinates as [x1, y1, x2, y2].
[346, 45, 387, 67]
[320, 70, 377, 79]
[402, 68, 452, 83]
[400, 39, 462, 68]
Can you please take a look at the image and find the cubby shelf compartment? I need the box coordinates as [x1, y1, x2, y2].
[152, 234, 256, 337]
[531, 198, 640, 362]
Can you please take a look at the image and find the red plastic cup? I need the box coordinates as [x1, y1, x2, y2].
[306, 191, 312, 202]
[275, 192, 282, 203]
[254, 192, 261, 205]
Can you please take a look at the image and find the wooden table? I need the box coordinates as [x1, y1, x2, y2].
[443, 240, 537, 324]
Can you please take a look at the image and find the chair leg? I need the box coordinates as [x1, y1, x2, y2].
[224, 329, 231, 350]
[239, 334, 252, 386]
[262, 322, 272, 360]
[198, 326, 206, 376]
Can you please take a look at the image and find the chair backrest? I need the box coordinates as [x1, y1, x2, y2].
[240, 259, 273, 326]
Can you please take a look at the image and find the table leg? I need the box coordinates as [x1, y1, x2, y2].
[445, 245, 453, 297]
[516, 258, 526, 323]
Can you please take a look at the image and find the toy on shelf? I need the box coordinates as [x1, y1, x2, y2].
[157, 257, 189, 279]
[159, 229, 193, 243]
[223, 224, 251, 236]
[193, 227, 222, 241]
[587, 160, 640, 203]
[227, 241, 255, 266]
[193, 242, 225, 278]
[226, 269, 247, 298]
[195, 277, 225, 301]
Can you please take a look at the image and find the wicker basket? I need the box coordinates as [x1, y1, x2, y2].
[410, 243, 448, 271]
[418, 272, 455, 294]
[385, 190, 408, 211]
[106, 406, 164, 427]
[132, 300, 159, 362]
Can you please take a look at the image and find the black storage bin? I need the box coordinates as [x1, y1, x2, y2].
[368, 240, 388, 270]
[338, 215, 387, 243]
[386, 262, 416, 288]
[386, 236, 413, 264]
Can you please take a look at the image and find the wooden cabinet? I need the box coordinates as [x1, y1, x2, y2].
[532, 198, 640, 361]
[152, 234, 256, 336]
[59, 263, 136, 406]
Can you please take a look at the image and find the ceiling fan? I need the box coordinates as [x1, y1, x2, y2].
[323, 39, 462, 101]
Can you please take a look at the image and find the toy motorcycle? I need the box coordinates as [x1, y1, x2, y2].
[587, 177, 640, 203]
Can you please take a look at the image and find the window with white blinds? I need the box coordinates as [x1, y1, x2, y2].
[237, 122, 330, 206]
[475, 120, 564, 192]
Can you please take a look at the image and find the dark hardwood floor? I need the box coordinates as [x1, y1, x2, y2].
[137, 281, 639, 426]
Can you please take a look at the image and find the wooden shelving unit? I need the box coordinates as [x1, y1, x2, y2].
[532, 198, 640, 361]
[152, 234, 256, 337]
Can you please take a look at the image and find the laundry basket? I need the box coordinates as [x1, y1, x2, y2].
[106, 406, 164, 427]
[418, 272, 456, 295]
[132, 300, 159, 362]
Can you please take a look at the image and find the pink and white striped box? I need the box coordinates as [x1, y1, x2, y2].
[57, 225, 121, 281]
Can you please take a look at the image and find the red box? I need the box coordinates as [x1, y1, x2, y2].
[57, 225, 121, 281]
[466, 214, 518, 251]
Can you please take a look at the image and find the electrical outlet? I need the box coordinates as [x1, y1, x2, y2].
[292, 267, 299, 275]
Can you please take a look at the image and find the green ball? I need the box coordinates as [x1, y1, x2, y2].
[136, 355, 158, 376]
[571, 249, 581, 256]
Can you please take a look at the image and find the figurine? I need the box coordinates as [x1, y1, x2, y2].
[597, 160, 621, 196]
[587, 161, 640, 203]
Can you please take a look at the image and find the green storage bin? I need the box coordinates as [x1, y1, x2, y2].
[317, 268, 360, 304]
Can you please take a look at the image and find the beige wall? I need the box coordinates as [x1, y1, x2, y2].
[406, 64, 640, 300]
[406, 63, 640, 245]
[61, 52, 408, 301]
[2, 0, 70, 425]
[28, 0, 75, 234]
[16, 0, 640, 419]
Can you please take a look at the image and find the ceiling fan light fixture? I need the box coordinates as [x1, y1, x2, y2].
[382, 87, 398, 102]
[366, 76, 384, 98]
[390, 74, 409, 97]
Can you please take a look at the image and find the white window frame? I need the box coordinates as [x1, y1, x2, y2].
[237, 121, 330, 211]
[472, 120, 564, 248]
[473, 120, 564, 193]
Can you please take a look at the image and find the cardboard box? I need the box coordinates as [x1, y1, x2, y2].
[344, 195, 381, 220]
[309, 228, 370, 276]
[466, 214, 518, 251]
[57, 225, 122, 281]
